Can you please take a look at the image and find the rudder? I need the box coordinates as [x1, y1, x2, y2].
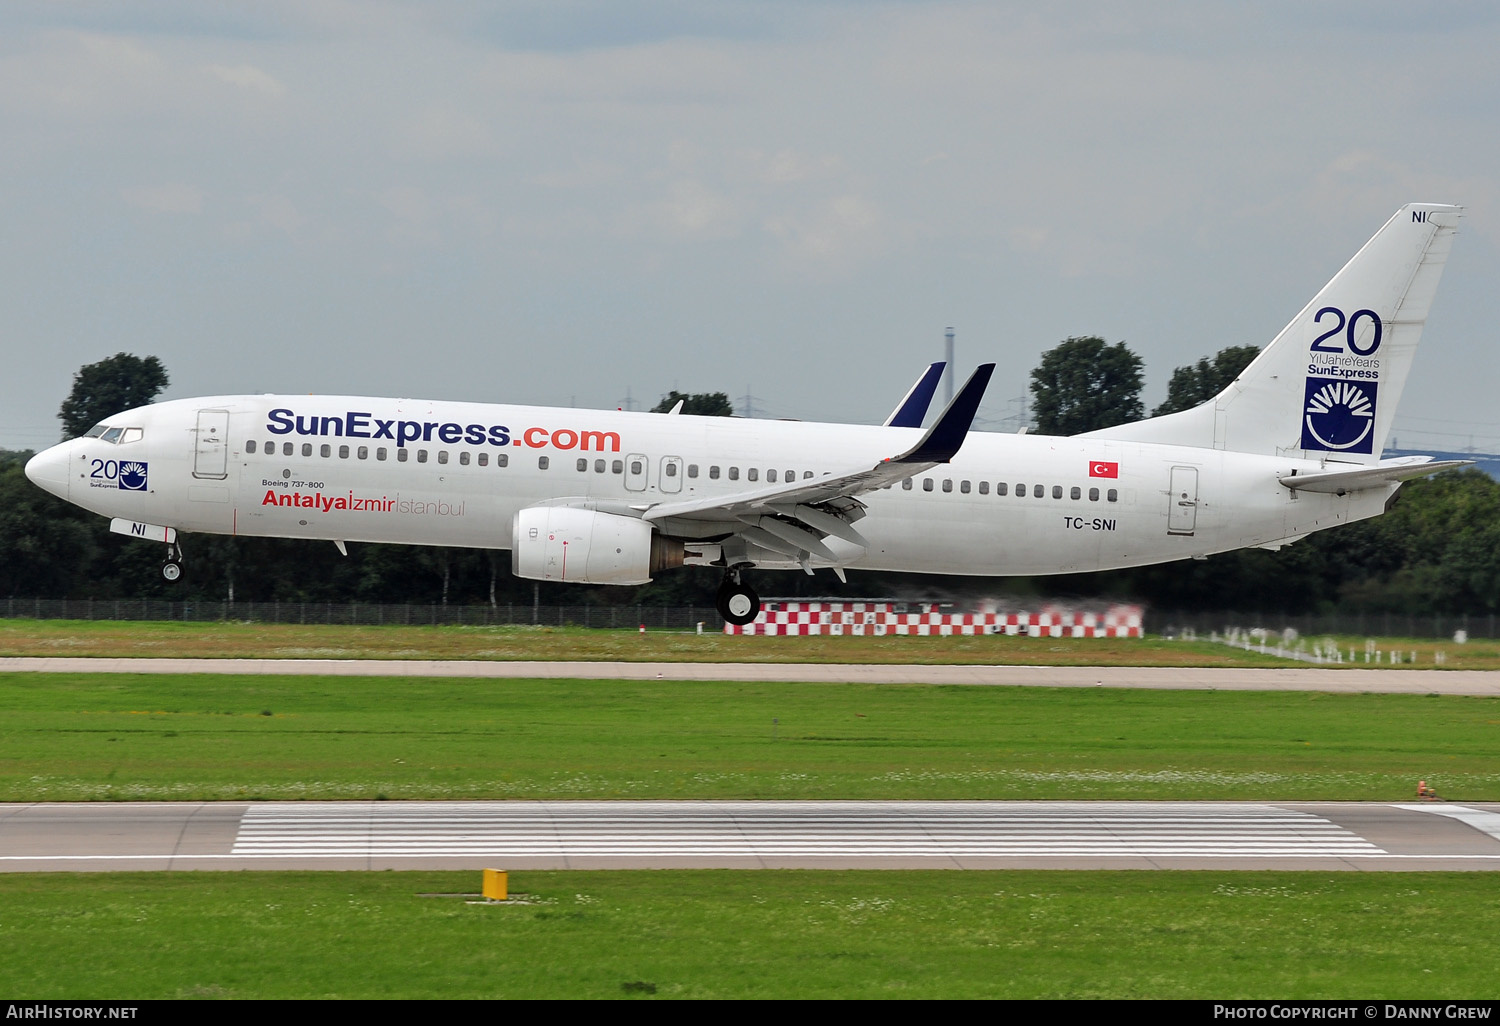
[1086, 203, 1461, 463]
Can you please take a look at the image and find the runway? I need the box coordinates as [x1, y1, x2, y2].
[4, 800, 1499, 872]
[4, 657, 1500, 693]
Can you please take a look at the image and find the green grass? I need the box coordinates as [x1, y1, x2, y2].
[4, 673, 1499, 801]
[0, 870, 1495, 998]
[0, 617, 1335, 666]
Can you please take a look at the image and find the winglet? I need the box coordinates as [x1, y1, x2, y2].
[883, 362, 946, 428]
[893, 363, 994, 464]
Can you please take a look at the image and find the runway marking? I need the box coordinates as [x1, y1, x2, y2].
[1396, 804, 1500, 842]
[230, 801, 1388, 859]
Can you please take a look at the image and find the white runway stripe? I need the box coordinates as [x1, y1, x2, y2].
[232, 801, 1387, 859]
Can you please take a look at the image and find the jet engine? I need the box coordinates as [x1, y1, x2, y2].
[511, 506, 685, 585]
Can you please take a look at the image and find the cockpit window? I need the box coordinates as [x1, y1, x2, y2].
[84, 424, 143, 444]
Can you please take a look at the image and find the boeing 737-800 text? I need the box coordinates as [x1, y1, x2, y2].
[25, 204, 1466, 624]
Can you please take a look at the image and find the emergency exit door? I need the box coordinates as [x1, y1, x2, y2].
[193, 409, 229, 480]
[1167, 465, 1198, 535]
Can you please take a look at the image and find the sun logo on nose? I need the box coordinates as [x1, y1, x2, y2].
[118, 461, 149, 491]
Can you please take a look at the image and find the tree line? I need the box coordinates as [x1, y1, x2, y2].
[3, 349, 1497, 616]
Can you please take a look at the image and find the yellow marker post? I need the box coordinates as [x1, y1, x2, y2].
[482, 869, 508, 901]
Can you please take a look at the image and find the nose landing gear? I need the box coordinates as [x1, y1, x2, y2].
[716, 567, 760, 626]
[161, 541, 183, 582]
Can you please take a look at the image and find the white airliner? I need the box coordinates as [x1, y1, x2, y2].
[26, 203, 1466, 624]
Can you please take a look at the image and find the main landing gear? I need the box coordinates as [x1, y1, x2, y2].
[716, 568, 760, 626]
[161, 540, 183, 582]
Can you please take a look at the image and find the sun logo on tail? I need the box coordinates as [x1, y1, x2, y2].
[1301, 378, 1378, 454]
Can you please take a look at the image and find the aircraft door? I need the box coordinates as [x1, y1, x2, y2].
[659, 456, 683, 494]
[193, 409, 230, 480]
[1167, 465, 1198, 535]
[624, 453, 648, 492]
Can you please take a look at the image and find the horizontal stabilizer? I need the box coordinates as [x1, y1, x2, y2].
[1278, 458, 1470, 494]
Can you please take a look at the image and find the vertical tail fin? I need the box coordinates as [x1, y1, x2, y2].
[1086, 203, 1461, 463]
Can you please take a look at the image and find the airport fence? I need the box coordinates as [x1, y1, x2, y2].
[1150, 608, 1499, 642]
[1, 597, 1496, 639]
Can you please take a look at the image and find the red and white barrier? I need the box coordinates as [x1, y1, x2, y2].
[724, 601, 1143, 637]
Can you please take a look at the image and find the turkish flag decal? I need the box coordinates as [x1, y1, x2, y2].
[1089, 461, 1119, 478]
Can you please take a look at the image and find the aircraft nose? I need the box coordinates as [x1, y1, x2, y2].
[24, 443, 72, 500]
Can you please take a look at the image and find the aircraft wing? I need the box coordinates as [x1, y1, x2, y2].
[883, 362, 946, 428]
[1278, 457, 1472, 494]
[640, 364, 994, 562]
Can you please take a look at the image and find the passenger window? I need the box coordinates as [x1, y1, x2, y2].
[978, 481, 989, 495]
[1033, 484, 1044, 498]
[539, 456, 550, 470]
[630, 459, 642, 475]
[996, 482, 1008, 496]
[902, 478, 912, 490]
[923, 479, 934, 492]
[246, 441, 257, 454]
[577, 458, 588, 472]
[804, 471, 813, 479]
[1016, 483, 1025, 497]
[1089, 487, 1099, 501]
[397, 448, 409, 462]
[417, 450, 428, 463]
[748, 469, 758, 482]
[476, 452, 486, 466]
[358, 446, 368, 460]
[283, 442, 294, 456]
[339, 445, 350, 459]
[438, 451, 448, 464]
[786, 470, 794, 482]
[321, 444, 331, 458]
[942, 479, 953, 493]
[767, 469, 777, 483]
[595, 459, 606, 473]
[709, 466, 720, 480]
[666, 463, 678, 477]
[1107, 488, 1118, 502]
[610, 459, 621, 473]
[1052, 485, 1062, 499]
[459, 451, 470, 466]
[687, 464, 699, 478]
[729, 467, 739, 481]
[302, 443, 312, 457]
[378, 448, 389, 461]
[1070, 486, 1081, 500]
[497, 453, 509, 468]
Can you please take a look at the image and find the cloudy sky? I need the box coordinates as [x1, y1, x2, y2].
[3, 1, 1498, 452]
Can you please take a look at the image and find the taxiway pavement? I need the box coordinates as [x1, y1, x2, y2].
[4, 658, 1500, 694]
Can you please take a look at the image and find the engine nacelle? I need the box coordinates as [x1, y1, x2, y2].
[511, 506, 684, 585]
